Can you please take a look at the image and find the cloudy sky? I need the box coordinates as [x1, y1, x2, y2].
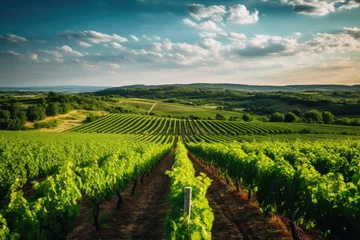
[0, 0, 359, 86]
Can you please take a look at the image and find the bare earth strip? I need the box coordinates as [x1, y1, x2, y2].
[69, 150, 174, 240]
[188, 152, 293, 240]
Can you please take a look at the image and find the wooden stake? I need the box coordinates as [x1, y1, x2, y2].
[184, 187, 192, 219]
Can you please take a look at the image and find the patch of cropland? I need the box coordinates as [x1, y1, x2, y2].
[70, 113, 360, 137]
[1, 124, 359, 239]
[0, 131, 172, 239]
[188, 140, 360, 240]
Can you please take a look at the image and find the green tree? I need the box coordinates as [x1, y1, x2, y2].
[304, 110, 323, 123]
[242, 114, 252, 122]
[27, 105, 46, 122]
[0, 110, 11, 129]
[270, 112, 285, 122]
[46, 102, 60, 116]
[215, 113, 226, 120]
[322, 111, 335, 124]
[291, 108, 302, 117]
[59, 103, 71, 114]
[284, 112, 297, 123]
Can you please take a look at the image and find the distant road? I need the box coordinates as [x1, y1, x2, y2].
[148, 103, 157, 114]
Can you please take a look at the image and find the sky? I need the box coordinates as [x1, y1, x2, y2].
[0, 0, 359, 87]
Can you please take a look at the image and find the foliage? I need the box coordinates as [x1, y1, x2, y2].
[215, 113, 226, 120]
[304, 110, 323, 123]
[27, 105, 46, 122]
[188, 140, 360, 239]
[46, 102, 60, 116]
[0, 103, 26, 130]
[291, 108, 302, 117]
[165, 142, 214, 240]
[322, 111, 335, 124]
[70, 113, 360, 136]
[242, 113, 252, 122]
[284, 112, 297, 123]
[269, 112, 285, 122]
[0, 132, 172, 238]
[85, 113, 103, 123]
[34, 119, 58, 129]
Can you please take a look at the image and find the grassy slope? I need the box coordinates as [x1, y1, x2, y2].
[116, 98, 245, 119]
[26, 110, 107, 132]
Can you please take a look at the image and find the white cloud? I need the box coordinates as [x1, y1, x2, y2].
[304, 32, 360, 53]
[30, 53, 38, 61]
[277, 0, 360, 16]
[338, 0, 360, 10]
[78, 41, 92, 47]
[294, 32, 302, 36]
[0, 34, 27, 43]
[130, 34, 140, 42]
[108, 63, 121, 69]
[0, 50, 21, 56]
[143, 35, 161, 41]
[57, 45, 84, 56]
[230, 35, 298, 57]
[183, 18, 222, 31]
[342, 27, 360, 39]
[228, 5, 259, 24]
[54, 58, 64, 63]
[183, 18, 197, 27]
[143, 35, 152, 41]
[201, 38, 223, 52]
[57, 30, 128, 44]
[199, 32, 219, 38]
[228, 32, 247, 41]
[83, 63, 101, 71]
[110, 42, 124, 49]
[29, 53, 50, 62]
[150, 42, 163, 51]
[199, 20, 223, 31]
[39, 50, 62, 58]
[187, 4, 226, 22]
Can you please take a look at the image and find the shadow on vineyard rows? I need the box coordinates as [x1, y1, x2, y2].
[188, 152, 323, 240]
[69, 150, 174, 240]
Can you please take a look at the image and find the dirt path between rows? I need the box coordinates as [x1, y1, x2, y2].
[188, 152, 293, 240]
[69, 149, 174, 240]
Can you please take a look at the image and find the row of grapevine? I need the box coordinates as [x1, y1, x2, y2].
[0, 132, 171, 239]
[187, 141, 360, 239]
[0, 132, 171, 200]
[70, 113, 360, 136]
[165, 141, 214, 240]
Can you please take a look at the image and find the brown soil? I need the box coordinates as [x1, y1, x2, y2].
[189, 152, 324, 240]
[188, 152, 293, 240]
[69, 149, 174, 240]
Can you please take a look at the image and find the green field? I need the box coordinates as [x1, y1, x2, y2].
[2, 88, 360, 240]
[70, 113, 360, 137]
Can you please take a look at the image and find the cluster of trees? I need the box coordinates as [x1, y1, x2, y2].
[0, 103, 27, 130]
[269, 108, 336, 124]
[0, 92, 111, 130]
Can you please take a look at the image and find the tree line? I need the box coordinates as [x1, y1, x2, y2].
[0, 92, 113, 130]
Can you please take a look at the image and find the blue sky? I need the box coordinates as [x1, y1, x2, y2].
[0, 0, 359, 86]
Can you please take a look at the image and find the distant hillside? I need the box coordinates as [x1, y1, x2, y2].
[0, 85, 108, 93]
[116, 83, 360, 92]
[2, 84, 360, 94]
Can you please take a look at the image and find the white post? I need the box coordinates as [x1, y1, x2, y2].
[184, 187, 192, 219]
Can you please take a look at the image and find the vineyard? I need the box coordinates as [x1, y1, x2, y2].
[1, 112, 360, 239]
[70, 113, 360, 137]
